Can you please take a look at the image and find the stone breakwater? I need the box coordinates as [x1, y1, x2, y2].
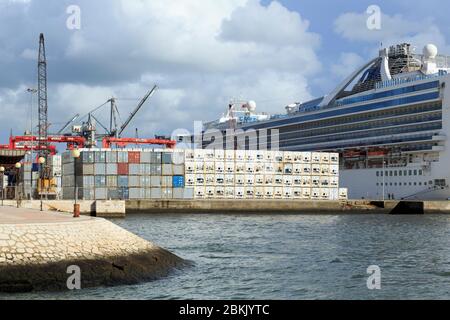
[0, 208, 184, 293]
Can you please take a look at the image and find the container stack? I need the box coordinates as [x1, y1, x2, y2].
[61, 149, 347, 201]
[185, 150, 347, 200]
[62, 149, 191, 200]
[19, 153, 62, 199]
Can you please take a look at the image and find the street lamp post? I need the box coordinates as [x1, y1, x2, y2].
[72, 149, 81, 218]
[15, 163, 21, 207]
[38, 156, 46, 211]
[0, 166, 5, 206]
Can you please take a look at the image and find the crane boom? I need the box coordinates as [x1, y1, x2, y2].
[57, 114, 80, 134]
[38, 33, 49, 158]
[118, 85, 158, 137]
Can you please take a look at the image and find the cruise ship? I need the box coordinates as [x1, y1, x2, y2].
[198, 43, 450, 200]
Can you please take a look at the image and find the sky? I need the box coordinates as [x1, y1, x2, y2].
[1, 0, 450, 142]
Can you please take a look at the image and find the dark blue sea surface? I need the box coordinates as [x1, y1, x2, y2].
[4, 214, 450, 300]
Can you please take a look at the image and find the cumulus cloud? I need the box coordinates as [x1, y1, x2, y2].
[0, 0, 321, 140]
[334, 9, 450, 53]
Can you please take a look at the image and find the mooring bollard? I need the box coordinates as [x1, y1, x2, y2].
[73, 203, 80, 218]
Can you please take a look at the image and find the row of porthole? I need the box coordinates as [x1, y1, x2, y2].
[376, 181, 433, 187]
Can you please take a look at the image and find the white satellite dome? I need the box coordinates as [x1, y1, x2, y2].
[245, 100, 257, 112]
[423, 44, 438, 59]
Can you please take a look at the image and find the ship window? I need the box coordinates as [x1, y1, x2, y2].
[389, 171, 393, 177]
[414, 170, 418, 176]
[414, 182, 417, 186]
[399, 171, 403, 176]
[394, 171, 398, 176]
[409, 170, 412, 176]
[404, 171, 408, 176]
[419, 170, 423, 176]
[419, 182, 422, 186]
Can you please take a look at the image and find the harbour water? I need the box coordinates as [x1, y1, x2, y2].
[4, 213, 450, 300]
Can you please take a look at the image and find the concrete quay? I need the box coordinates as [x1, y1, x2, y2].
[0, 206, 184, 293]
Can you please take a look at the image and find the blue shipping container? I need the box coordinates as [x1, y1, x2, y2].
[32, 163, 40, 172]
[172, 176, 185, 188]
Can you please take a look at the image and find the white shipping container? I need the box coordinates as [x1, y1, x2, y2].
[235, 175, 245, 186]
[245, 175, 255, 186]
[215, 187, 225, 198]
[215, 149, 225, 160]
[302, 176, 312, 187]
[236, 150, 245, 161]
[274, 187, 283, 199]
[293, 188, 302, 199]
[225, 162, 235, 173]
[206, 186, 215, 198]
[235, 187, 244, 199]
[312, 176, 321, 187]
[264, 187, 274, 199]
[196, 174, 205, 185]
[339, 188, 348, 200]
[215, 174, 225, 185]
[311, 188, 321, 200]
[302, 152, 312, 163]
[274, 175, 283, 186]
[320, 188, 330, 200]
[185, 149, 195, 160]
[205, 174, 215, 185]
[194, 186, 205, 199]
[186, 174, 195, 186]
[245, 187, 254, 199]
[225, 149, 235, 161]
[225, 187, 235, 199]
[283, 187, 293, 199]
[255, 187, 264, 199]
[205, 162, 215, 173]
[302, 188, 311, 199]
[255, 175, 264, 185]
[185, 162, 195, 174]
[215, 162, 225, 173]
[283, 176, 293, 186]
[312, 153, 321, 164]
[330, 153, 339, 164]
[225, 174, 235, 186]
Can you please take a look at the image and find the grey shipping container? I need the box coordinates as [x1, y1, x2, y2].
[150, 176, 161, 187]
[173, 165, 185, 175]
[118, 151, 128, 163]
[162, 188, 173, 199]
[94, 163, 106, 175]
[150, 152, 161, 164]
[95, 176, 106, 187]
[118, 176, 129, 187]
[107, 188, 120, 200]
[150, 188, 162, 199]
[129, 176, 140, 187]
[82, 152, 94, 163]
[106, 151, 117, 163]
[82, 164, 94, 175]
[106, 163, 117, 175]
[129, 164, 141, 175]
[95, 188, 107, 200]
[107, 176, 117, 187]
[129, 188, 145, 199]
[162, 152, 173, 164]
[162, 164, 173, 176]
[140, 152, 151, 163]
[150, 164, 162, 175]
[95, 151, 106, 163]
[161, 176, 173, 187]
[82, 188, 95, 200]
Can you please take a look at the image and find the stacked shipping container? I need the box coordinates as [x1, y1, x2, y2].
[62, 149, 348, 201]
[185, 150, 347, 200]
[62, 149, 191, 200]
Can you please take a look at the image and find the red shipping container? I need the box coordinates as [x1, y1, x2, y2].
[117, 163, 129, 175]
[128, 152, 141, 164]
